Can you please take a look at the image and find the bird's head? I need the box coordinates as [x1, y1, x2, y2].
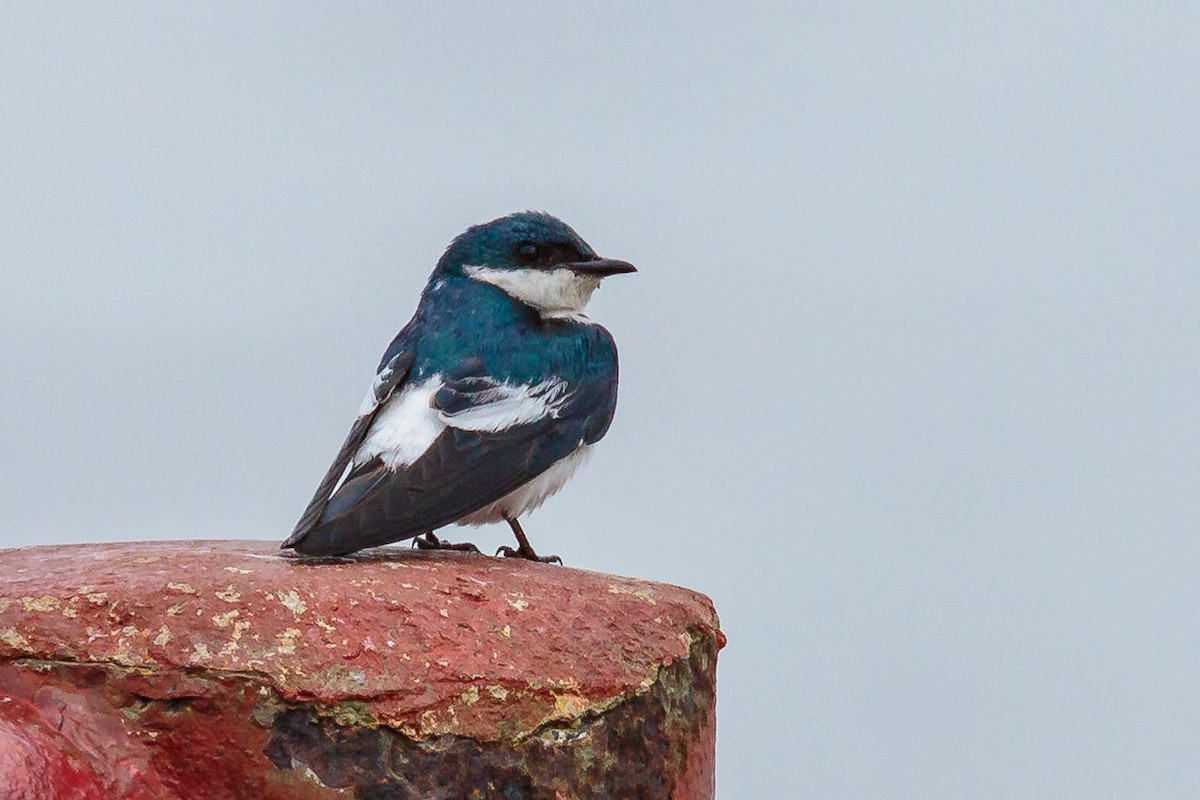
[434, 212, 636, 319]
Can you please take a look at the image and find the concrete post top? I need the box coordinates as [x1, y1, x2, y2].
[0, 539, 723, 741]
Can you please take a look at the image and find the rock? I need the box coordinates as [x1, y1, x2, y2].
[0, 540, 723, 799]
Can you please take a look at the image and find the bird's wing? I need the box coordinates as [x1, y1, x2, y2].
[282, 348, 415, 548]
[288, 355, 617, 556]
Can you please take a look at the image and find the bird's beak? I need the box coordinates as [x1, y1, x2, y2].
[566, 257, 638, 277]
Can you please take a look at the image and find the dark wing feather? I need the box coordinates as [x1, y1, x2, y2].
[282, 349, 414, 548]
[287, 364, 616, 557]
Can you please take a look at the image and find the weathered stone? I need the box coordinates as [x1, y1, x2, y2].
[0, 540, 723, 798]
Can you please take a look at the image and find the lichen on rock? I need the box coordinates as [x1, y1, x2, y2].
[0, 540, 723, 799]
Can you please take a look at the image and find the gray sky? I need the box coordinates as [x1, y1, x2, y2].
[2, 3, 1197, 797]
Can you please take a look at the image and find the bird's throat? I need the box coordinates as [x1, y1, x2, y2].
[464, 266, 600, 320]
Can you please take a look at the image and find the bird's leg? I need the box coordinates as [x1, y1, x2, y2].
[496, 518, 562, 564]
[414, 531, 481, 554]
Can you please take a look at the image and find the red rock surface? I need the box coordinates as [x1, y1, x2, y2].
[0, 687, 173, 800]
[0, 540, 723, 799]
[0, 693, 111, 800]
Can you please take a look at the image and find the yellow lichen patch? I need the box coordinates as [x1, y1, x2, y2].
[486, 685, 510, 701]
[276, 589, 307, 616]
[215, 586, 241, 603]
[460, 685, 480, 705]
[275, 628, 303, 655]
[506, 596, 529, 612]
[21, 595, 61, 613]
[551, 692, 590, 720]
[606, 583, 657, 605]
[111, 642, 137, 665]
[328, 701, 375, 727]
[0, 628, 30, 649]
[166, 602, 187, 616]
[85, 592, 109, 605]
[223, 566, 253, 575]
[166, 583, 196, 595]
[153, 626, 172, 646]
[212, 610, 240, 628]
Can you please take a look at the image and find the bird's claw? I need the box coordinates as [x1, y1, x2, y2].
[414, 532, 481, 554]
[495, 545, 562, 565]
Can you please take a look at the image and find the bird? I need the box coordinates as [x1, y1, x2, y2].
[283, 212, 636, 562]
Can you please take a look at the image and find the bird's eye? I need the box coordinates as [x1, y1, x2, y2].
[516, 243, 539, 265]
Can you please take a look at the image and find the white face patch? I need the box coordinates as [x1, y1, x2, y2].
[464, 266, 601, 319]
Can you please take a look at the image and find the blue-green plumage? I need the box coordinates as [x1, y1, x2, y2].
[284, 212, 634, 559]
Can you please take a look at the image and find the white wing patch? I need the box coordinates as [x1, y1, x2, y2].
[440, 379, 571, 432]
[351, 375, 571, 475]
[355, 376, 446, 469]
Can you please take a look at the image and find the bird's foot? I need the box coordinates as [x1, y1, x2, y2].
[495, 544, 562, 565]
[414, 532, 481, 554]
